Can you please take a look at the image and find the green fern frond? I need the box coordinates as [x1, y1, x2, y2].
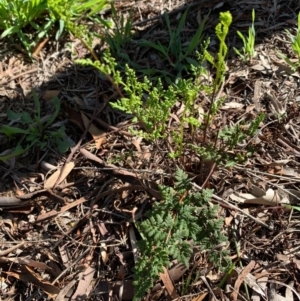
[133, 169, 230, 300]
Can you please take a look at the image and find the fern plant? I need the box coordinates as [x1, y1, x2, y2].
[77, 53, 179, 140]
[77, 11, 263, 168]
[133, 169, 230, 300]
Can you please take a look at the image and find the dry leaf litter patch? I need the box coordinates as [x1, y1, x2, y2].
[1, 0, 300, 300]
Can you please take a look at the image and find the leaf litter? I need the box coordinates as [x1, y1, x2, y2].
[1, 0, 300, 300]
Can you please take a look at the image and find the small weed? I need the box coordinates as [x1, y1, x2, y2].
[137, 9, 207, 83]
[103, 3, 134, 64]
[78, 52, 178, 141]
[181, 270, 200, 296]
[0, 0, 108, 57]
[78, 11, 263, 167]
[204, 11, 232, 93]
[278, 12, 300, 71]
[133, 169, 230, 300]
[0, 0, 53, 55]
[190, 113, 264, 167]
[76, 11, 265, 299]
[0, 92, 71, 162]
[233, 9, 256, 62]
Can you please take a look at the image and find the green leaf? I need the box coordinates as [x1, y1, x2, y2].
[73, 0, 108, 16]
[1, 25, 20, 38]
[185, 57, 200, 66]
[56, 139, 70, 153]
[26, 133, 39, 142]
[7, 110, 22, 121]
[284, 204, 300, 212]
[139, 39, 168, 57]
[22, 111, 33, 124]
[185, 15, 207, 57]
[236, 31, 246, 45]
[56, 19, 65, 40]
[29, 21, 41, 31]
[45, 96, 60, 127]
[1, 125, 29, 138]
[0, 144, 26, 162]
[175, 9, 187, 38]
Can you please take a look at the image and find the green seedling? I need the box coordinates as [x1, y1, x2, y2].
[0, 92, 72, 162]
[0, 0, 108, 57]
[233, 9, 256, 62]
[133, 169, 230, 300]
[78, 12, 262, 168]
[78, 52, 178, 141]
[76, 13, 268, 299]
[278, 12, 300, 71]
[205, 11, 232, 92]
[102, 3, 135, 64]
[200, 10, 232, 150]
[137, 9, 207, 83]
[0, 0, 52, 55]
[191, 113, 264, 167]
[47, 0, 109, 59]
[284, 204, 300, 212]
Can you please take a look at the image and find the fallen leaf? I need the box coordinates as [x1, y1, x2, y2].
[132, 138, 142, 152]
[42, 90, 60, 101]
[55, 279, 77, 301]
[5, 266, 59, 296]
[81, 112, 106, 149]
[251, 54, 273, 74]
[229, 188, 283, 205]
[112, 280, 134, 301]
[285, 281, 294, 301]
[44, 162, 75, 189]
[70, 266, 95, 300]
[253, 80, 261, 111]
[101, 243, 108, 264]
[232, 261, 256, 301]
[6, 257, 51, 271]
[159, 266, 179, 299]
[169, 263, 188, 282]
[191, 292, 208, 301]
[243, 270, 266, 297]
[220, 102, 244, 110]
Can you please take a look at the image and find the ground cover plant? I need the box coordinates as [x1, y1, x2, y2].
[233, 9, 256, 62]
[0, 92, 71, 161]
[80, 12, 263, 298]
[278, 11, 300, 71]
[132, 169, 230, 300]
[0, 0, 109, 56]
[1, 1, 300, 301]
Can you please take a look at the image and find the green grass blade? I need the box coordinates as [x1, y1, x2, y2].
[1, 125, 29, 137]
[45, 96, 60, 127]
[185, 17, 207, 57]
[176, 9, 188, 37]
[0, 144, 26, 162]
[139, 40, 168, 57]
[1, 26, 20, 38]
